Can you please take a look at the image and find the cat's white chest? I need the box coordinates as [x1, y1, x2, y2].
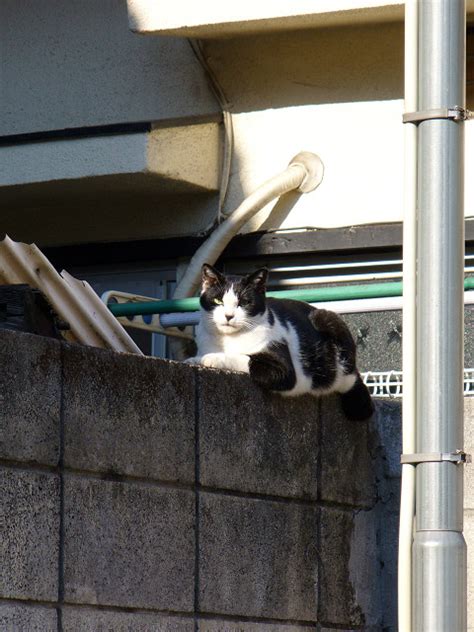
[197, 319, 273, 356]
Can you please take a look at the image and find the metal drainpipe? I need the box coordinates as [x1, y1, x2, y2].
[399, 0, 418, 627]
[412, 0, 467, 629]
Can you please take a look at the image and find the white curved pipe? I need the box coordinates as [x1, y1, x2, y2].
[399, 1, 418, 630]
[173, 152, 324, 299]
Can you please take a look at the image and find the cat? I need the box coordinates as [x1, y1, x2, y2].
[185, 263, 374, 421]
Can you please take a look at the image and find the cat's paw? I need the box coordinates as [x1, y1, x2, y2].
[200, 353, 230, 369]
[201, 353, 250, 373]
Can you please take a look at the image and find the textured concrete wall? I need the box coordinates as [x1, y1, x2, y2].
[0, 328, 401, 631]
[0, 0, 218, 137]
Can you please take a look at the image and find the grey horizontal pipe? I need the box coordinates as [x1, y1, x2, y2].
[157, 290, 474, 329]
[160, 312, 200, 328]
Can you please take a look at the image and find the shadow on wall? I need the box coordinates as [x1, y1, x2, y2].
[258, 190, 303, 232]
[0, 187, 219, 247]
[203, 21, 404, 114]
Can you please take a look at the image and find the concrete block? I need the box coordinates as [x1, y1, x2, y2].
[198, 369, 319, 499]
[199, 621, 317, 632]
[464, 398, 474, 509]
[319, 506, 380, 627]
[0, 329, 60, 465]
[349, 510, 382, 628]
[63, 476, 194, 611]
[0, 468, 59, 601]
[0, 603, 57, 632]
[199, 493, 318, 621]
[63, 344, 195, 483]
[378, 493, 400, 631]
[62, 608, 194, 631]
[319, 395, 377, 508]
[372, 399, 402, 479]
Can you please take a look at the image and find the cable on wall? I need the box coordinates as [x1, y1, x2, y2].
[188, 39, 234, 223]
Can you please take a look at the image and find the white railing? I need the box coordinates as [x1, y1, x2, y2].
[362, 369, 474, 398]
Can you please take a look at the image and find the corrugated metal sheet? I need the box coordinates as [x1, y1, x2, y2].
[0, 235, 142, 354]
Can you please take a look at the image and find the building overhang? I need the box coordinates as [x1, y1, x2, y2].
[0, 122, 221, 200]
[127, 0, 474, 39]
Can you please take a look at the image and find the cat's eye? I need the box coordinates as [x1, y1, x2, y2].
[213, 298, 223, 305]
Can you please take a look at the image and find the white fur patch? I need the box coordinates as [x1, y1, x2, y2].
[211, 285, 249, 334]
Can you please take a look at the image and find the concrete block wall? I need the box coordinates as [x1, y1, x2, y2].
[0, 329, 401, 631]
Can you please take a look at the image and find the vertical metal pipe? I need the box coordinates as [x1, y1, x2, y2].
[399, 1, 418, 628]
[413, 1, 467, 630]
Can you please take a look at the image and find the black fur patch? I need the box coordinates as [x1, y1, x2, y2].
[249, 342, 296, 391]
[339, 375, 374, 421]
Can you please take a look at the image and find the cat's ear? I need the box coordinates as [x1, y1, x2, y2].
[246, 267, 268, 292]
[201, 264, 224, 292]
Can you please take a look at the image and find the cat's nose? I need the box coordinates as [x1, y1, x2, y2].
[225, 314, 233, 322]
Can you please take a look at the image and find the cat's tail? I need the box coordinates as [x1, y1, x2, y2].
[308, 308, 356, 372]
[339, 373, 374, 421]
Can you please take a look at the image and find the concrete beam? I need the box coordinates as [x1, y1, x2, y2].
[127, 0, 404, 37]
[0, 123, 221, 196]
[128, 0, 474, 38]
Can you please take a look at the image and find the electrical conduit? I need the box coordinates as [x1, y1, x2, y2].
[172, 152, 324, 300]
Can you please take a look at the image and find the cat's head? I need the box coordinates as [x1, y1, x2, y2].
[199, 264, 268, 334]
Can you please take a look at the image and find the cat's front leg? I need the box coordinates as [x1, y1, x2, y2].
[200, 352, 250, 373]
[249, 344, 296, 391]
[183, 356, 202, 365]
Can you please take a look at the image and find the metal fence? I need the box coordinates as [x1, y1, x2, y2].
[362, 369, 474, 398]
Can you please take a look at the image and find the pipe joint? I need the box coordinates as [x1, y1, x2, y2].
[288, 151, 324, 193]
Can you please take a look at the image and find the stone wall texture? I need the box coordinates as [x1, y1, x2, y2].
[0, 329, 404, 631]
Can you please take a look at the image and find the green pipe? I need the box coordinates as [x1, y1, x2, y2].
[108, 277, 474, 318]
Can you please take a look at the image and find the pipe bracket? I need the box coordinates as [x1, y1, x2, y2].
[403, 106, 472, 125]
[401, 450, 471, 465]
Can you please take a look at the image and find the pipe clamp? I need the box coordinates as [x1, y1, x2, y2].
[403, 106, 472, 125]
[401, 450, 471, 465]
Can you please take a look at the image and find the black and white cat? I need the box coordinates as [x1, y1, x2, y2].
[185, 264, 374, 421]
